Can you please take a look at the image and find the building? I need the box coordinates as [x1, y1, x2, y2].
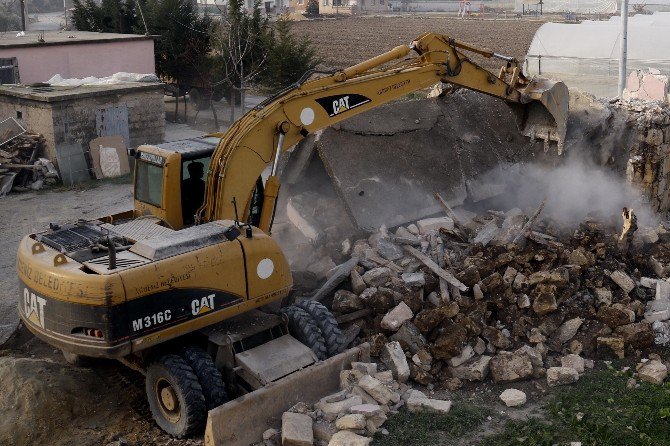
[0, 30, 155, 85]
[289, 0, 390, 14]
[0, 83, 165, 183]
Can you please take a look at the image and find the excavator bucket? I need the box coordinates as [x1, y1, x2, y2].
[204, 343, 370, 446]
[512, 78, 569, 154]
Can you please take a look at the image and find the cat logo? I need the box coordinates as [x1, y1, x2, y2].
[23, 288, 46, 329]
[315, 94, 371, 117]
[332, 96, 351, 115]
[191, 294, 215, 316]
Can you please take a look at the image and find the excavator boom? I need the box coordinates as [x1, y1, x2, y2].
[198, 32, 568, 233]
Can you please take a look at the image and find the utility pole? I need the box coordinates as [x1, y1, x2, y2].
[19, 0, 26, 31]
[618, 0, 629, 97]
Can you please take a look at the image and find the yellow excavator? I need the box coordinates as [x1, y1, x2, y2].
[16, 33, 568, 444]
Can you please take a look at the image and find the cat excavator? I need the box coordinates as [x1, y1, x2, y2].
[16, 32, 568, 445]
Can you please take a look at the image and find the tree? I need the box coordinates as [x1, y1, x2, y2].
[72, 0, 140, 33]
[261, 17, 319, 93]
[213, 0, 271, 117]
[142, 0, 214, 94]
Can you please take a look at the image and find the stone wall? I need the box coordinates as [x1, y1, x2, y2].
[0, 84, 164, 174]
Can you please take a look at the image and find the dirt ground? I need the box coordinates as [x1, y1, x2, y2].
[292, 16, 544, 72]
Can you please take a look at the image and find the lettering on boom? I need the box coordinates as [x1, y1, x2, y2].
[377, 79, 410, 96]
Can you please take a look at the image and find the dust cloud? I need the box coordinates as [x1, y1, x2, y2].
[473, 153, 659, 228]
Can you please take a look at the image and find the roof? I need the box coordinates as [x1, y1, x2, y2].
[0, 83, 164, 102]
[0, 30, 153, 49]
[153, 137, 220, 158]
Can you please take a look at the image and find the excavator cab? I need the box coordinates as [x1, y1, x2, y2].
[133, 137, 220, 229]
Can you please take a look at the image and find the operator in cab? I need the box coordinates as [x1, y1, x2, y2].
[182, 161, 206, 225]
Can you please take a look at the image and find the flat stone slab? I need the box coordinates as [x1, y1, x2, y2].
[316, 91, 543, 230]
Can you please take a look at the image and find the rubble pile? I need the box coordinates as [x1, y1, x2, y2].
[263, 360, 452, 446]
[319, 206, 670, 391]
[0, 133, 58, 196]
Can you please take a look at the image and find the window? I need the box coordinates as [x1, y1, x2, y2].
[323, 0, 328, 5]
[135, 161, 163, 207]
[298, 0, 304, 5]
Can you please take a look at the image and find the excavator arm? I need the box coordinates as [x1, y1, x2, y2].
[198, 32, 568, 232]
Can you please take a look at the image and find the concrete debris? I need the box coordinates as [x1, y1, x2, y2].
[405, 389, 452, 414]
[546, 367, 579, 387]
[380, 302, 414, 331]
[281, 412, 314, 446]
[380, 341, 410, 383]
[328, 431, 371, 446]
[416, 216, 454, 234]
[499, 388, 527, 407]
[637, 359, 668, 385]
[561, 354, 585, 374]
[311, 189, 670, 402]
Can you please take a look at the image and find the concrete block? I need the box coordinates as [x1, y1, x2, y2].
[281, 412, 313, 446]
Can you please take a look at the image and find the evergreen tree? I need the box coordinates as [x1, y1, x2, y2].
[262, 18, 319, 92]
[143, 0, 214, 92]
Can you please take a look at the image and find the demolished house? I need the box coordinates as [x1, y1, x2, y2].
[253, 88, 670, 444]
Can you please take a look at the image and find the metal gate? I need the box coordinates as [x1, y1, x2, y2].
[95, 105, 130, 146]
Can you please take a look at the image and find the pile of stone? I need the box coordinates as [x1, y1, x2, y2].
[314, 207, 670, 391]
[0, 133, 57, 196]
[263, 359, 452, 446]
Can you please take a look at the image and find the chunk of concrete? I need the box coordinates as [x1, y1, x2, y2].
[448, 344, 475, 367]
[401, 272, 425, 288]
[499, 388, 527, 407]
[362, 267, 393, 287]
[417, 216, 454, 234]
[315, 395, 364, 420]
[281, 412, 314, 446]
[546, 367, 579, 387]
[357, 375, 400, 405]
[449, 355, 492, 381]
[561, 354, 585, 373]
[405, 389, 452, 414]
[638, 359, 668, 385]
[328, 431, 371, 446]
[380, 341, 410, 383]
[610, 270, 635, 294]
[380, 302, 414, 331]
[335, 413, 366, 430]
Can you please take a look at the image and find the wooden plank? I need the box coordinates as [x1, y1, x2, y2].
[403, 245, 468, 292]
[335, 308, 371, 324]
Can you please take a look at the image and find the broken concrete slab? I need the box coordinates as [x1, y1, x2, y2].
[315, 91, 544, 230]
[281, 412, 314, 446]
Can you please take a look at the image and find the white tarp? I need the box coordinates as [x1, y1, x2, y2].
[46, 72, 160, 87]
[515, 0, 670, 13]
[524, 12, 670, 97]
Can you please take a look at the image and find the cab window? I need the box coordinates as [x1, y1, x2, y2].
[135, 161, 163, 207]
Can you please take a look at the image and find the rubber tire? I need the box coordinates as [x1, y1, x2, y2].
[145, 354, 206, 438]
[281, 306, 328, 360]
[295, 300, 346, 357]
[180, 346, 228, 410]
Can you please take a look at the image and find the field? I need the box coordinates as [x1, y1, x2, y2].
[292, 16, 544, 72]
